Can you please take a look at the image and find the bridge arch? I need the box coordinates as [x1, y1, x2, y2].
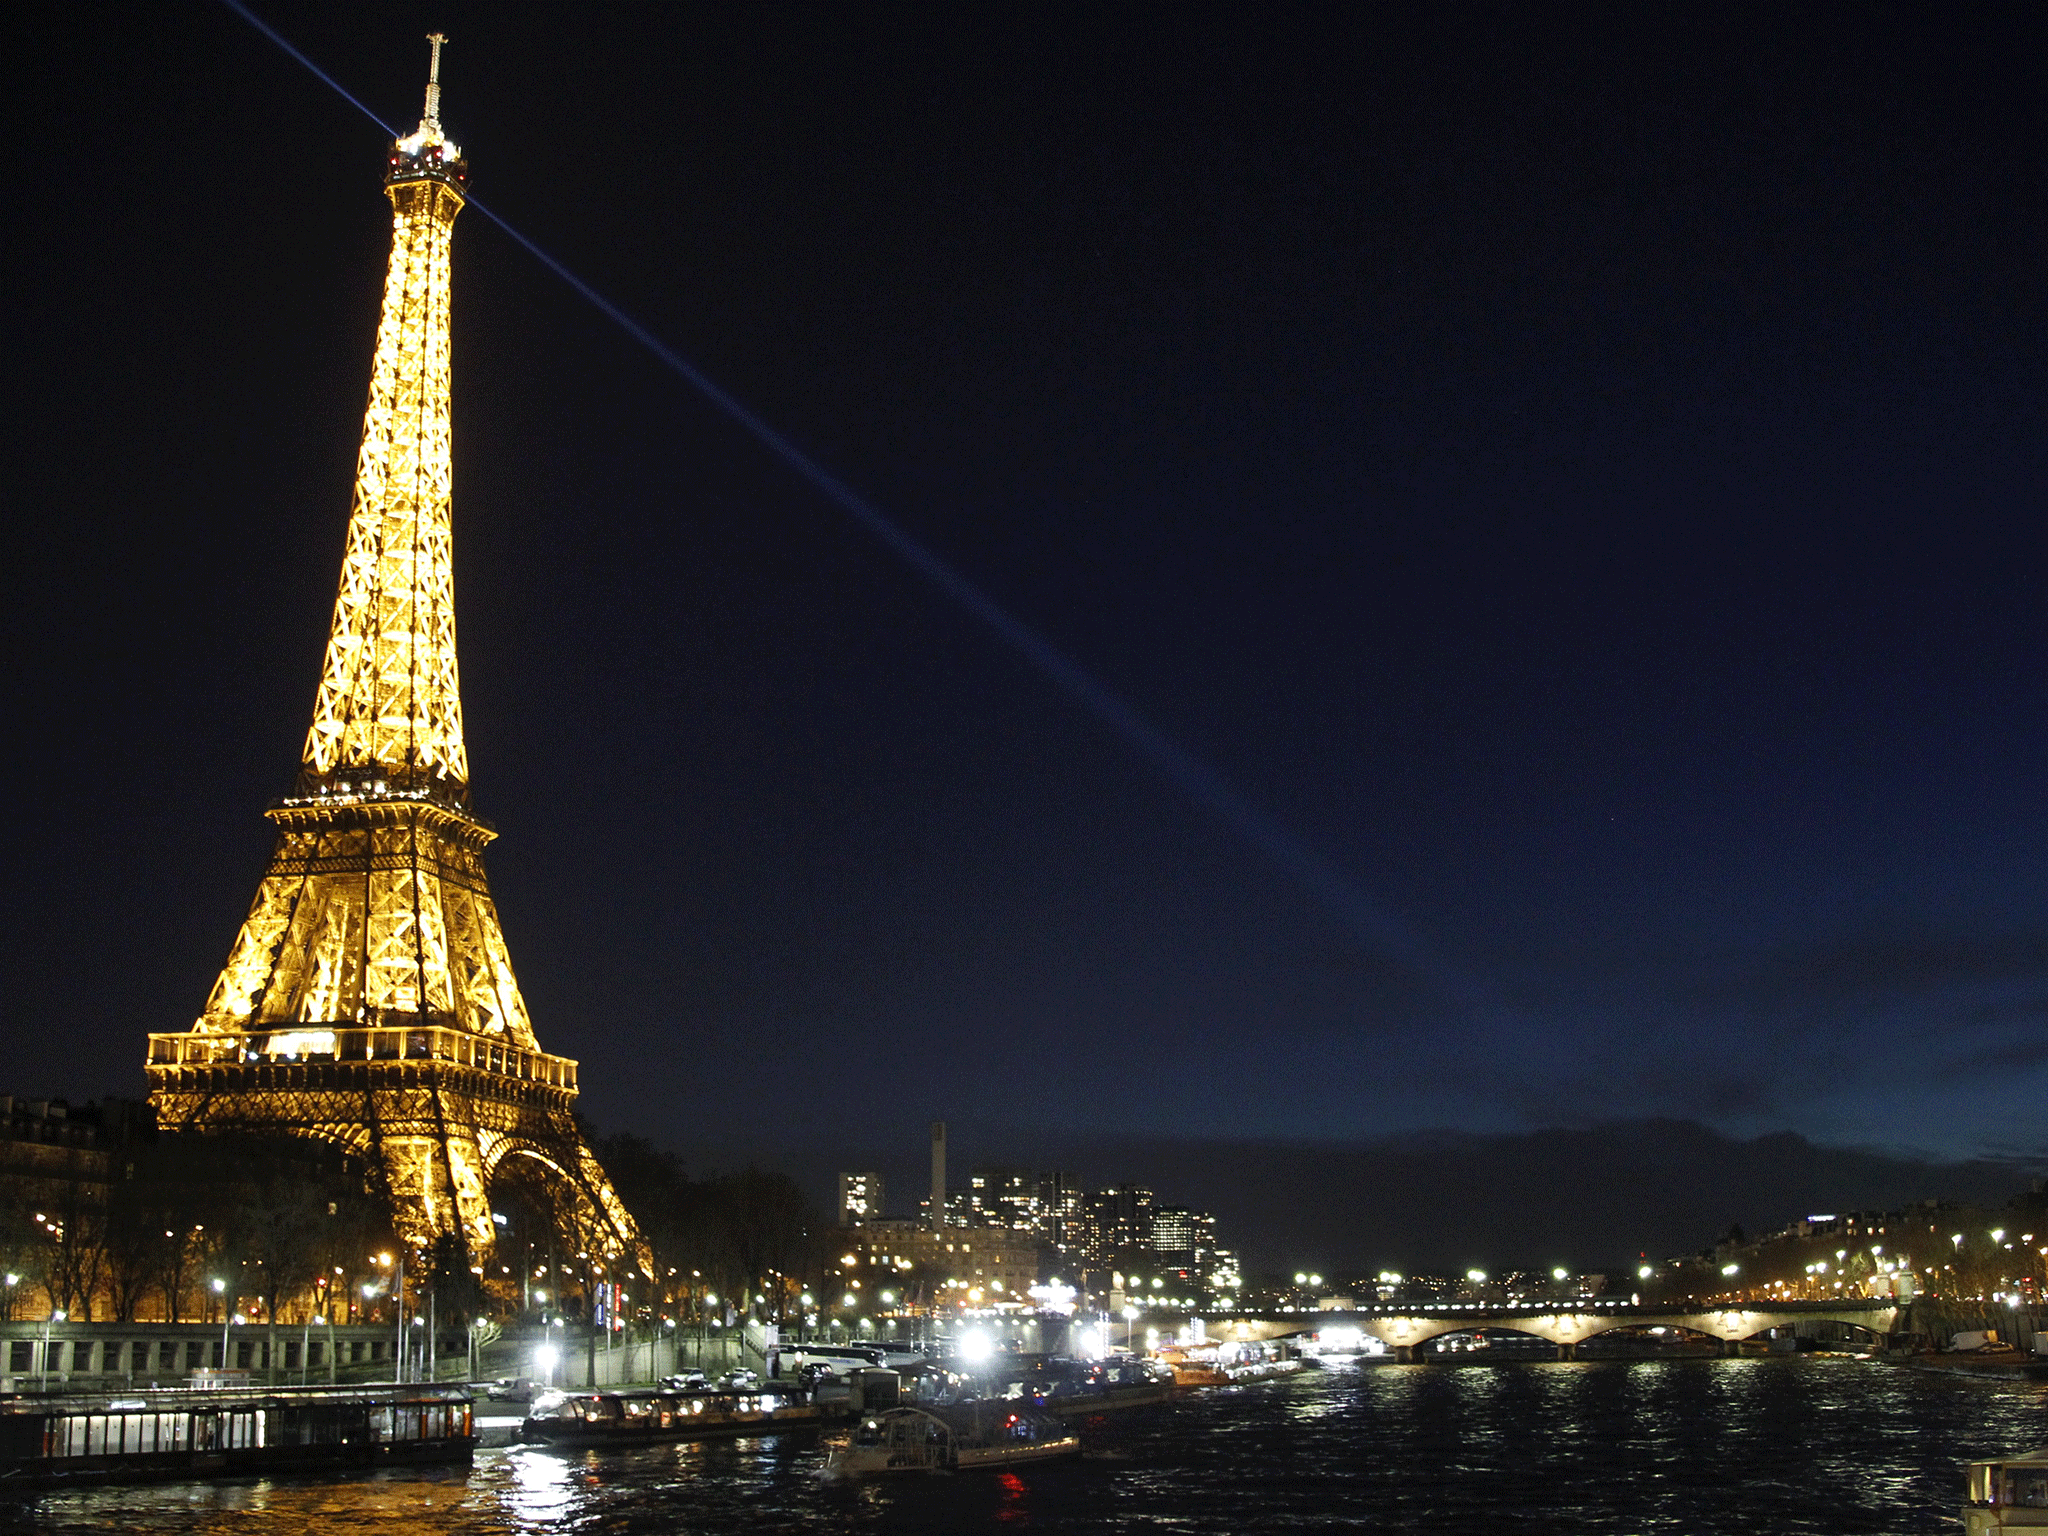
[1219, 1300, 1900, 1359]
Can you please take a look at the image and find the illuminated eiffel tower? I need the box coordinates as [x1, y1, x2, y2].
[147, 37, 641, 1268]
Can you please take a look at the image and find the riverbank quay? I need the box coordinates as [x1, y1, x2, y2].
[1895, 1301, 2048, 1354]
[0, 1382, 472, 1490]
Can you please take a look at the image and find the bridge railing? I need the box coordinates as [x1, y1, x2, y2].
[1227, 1298, 1897, 1320]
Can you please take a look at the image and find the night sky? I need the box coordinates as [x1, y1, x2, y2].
[11, 4, 2048, 1265]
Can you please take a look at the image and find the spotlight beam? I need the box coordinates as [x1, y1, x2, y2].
[213, 0, 1484, 1007]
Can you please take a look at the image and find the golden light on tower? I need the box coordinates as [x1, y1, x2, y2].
[147, 38, 642, 1269]
[306, 31, 468, 796]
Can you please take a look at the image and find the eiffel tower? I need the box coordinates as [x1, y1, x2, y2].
[147, 38, 641, 1269]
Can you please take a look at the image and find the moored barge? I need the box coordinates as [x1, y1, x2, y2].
[0, 1382, 473, 1489]
[1022, 1355, 1177, 1416]
[517, 1384, 842, 1446]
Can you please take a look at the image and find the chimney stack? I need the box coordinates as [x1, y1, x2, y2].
[929, 1120, 947, 1229]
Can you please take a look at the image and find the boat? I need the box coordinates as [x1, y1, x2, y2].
[0, 1382, 472, 1488]
[1158, 1341, 1304, 1386]
[516, 1384, 838, 1446]
[827, 1402, 1079, 1475]
[1964, 1446, 2048, 1531]
[1020, 1355, 1176, 1416]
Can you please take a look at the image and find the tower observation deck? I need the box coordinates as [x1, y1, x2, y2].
[146, 37, 642, 1268]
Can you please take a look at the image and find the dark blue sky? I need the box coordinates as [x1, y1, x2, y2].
[11, 3, 2048, 1202]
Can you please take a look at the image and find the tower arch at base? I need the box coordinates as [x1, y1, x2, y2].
[146, 1041, 648, 1273]
[482, 1137, 649, 1277]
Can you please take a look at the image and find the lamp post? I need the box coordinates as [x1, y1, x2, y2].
[42, 1309, 66, 1390]
[212, 1278, 228, 1371]
[2, 1273, 16, 1324]
[396, 1251, 407, 1383]
[534, 1314, 561, 1386]
[1123, 1305, 1139, 1353]
[371, 1252, 403, 1383]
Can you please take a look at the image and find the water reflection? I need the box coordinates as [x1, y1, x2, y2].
[503, 1446, 573, 1526]
[0, 1361, 2038, 1534]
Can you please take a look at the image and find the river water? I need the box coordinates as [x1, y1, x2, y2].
[6, 1357, 2046, 1533]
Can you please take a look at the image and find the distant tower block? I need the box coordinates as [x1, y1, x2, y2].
[839, 1171, 883, 1226]
[145, 38, 641, 1269]
[929, 1121, 947, 1230]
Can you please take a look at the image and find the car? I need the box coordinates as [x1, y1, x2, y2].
[659, 1371, 708, 1391]
[716, 1368, 760, 1391]
[796, 1362, 838, 1386]
[486, 1377, 538, 1404]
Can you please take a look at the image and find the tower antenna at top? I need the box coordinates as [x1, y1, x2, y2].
[423, 32, 448, 127]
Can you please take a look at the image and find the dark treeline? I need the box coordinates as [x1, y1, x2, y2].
[0, 1133, 387, 1328]
[592, 1132, 828, 1325]
[0, 1126, 828, 1349]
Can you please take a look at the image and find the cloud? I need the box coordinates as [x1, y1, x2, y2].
[1699, 926, 2048, 1013]
[1934, 1035, 2048, 1077]
[1512, 1066, 1782, 1126]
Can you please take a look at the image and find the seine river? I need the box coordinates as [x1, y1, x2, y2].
[7, 1357, 2046, 1533]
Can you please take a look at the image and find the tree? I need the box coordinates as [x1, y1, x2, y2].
[592, 1132, 691, 1306]
[0, 1193, 39, 1320]
[714, 1168, 821, 1327]
[584, 1136, 825, 1345]
[101, 1172, 165, 1323]
[421, 1232, 488, 1381]
[211, 1138, 372, 1382]
[37, 1182, 109, 1321]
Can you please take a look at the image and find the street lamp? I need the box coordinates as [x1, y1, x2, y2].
[212, 1278, 229, 1370]
[1122, 1305, 1139, 1352]
[42, 1310, 66, 1390]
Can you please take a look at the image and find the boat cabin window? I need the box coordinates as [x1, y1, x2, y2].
[2007, 1468, 2048, 1508]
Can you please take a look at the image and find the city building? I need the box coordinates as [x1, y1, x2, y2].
[876, 1127, 1229, 1303]
[1147, 1206, 1221, 1295]
[920, 1189, 975, 1229]
[926, 1122, 946, 1231]
[969, 1167, 1041, 1230]
[1209, 1250, 1242, 1297]
[0, 1098, 154, 1210]
[838, 1172, 883, 1226]
[1067, 1184, 1156, 1266]
[839, 1222, 1040, 1306]
[1149, 1206, 1215, 1259]
[1037, 1170, 1084, 1248]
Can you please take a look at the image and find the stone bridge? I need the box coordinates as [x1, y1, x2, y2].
[1206, 1299, 1899, 1361]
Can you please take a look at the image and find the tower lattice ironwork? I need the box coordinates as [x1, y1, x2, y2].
[147, 38, 642, 1270]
